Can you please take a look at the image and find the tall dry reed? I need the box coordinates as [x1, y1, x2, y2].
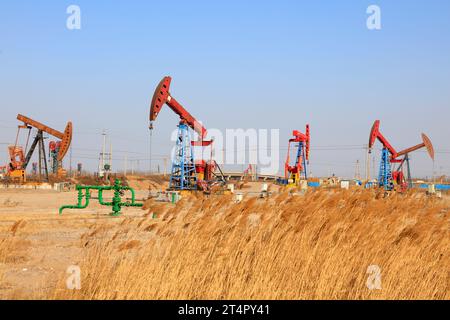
[52, 190, 449, 300]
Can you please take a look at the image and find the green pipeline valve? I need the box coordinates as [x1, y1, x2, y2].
[59, 179, 143, 216]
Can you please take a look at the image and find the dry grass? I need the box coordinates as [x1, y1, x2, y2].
[0, 221, 31, 264]
[48, 189, 449, 300]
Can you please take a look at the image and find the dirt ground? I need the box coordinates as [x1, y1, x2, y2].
[0, 181, 448, 299]
[0, 177, 269, 299]
[0, 187, 150, 299]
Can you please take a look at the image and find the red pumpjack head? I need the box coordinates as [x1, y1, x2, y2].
[368, 120, 434, 161]
[150, 76, 212, 147]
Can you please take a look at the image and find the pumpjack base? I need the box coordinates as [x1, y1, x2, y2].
[7, 169, 26, 182]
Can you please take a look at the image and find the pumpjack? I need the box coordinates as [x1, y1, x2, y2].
[149, 76, 225, 191]
[278, 125, 310, 186]
[6, 114, 72, 182]
[368, 120, 434, 192]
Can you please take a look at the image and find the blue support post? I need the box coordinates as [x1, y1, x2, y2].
[285, 141, 308, 184]
[169, 123, 197, 190]
[301, 142, 308, 180]
[378, 148, 393, 190]
[296, 142, 308, 180]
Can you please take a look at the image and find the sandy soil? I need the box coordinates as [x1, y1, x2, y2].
[0, 188, 149, 299]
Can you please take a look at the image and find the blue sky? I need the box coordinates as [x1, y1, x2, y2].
[0, 1, 449, 178]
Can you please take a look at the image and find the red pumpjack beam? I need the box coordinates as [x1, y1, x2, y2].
[149, 76, 212, 147]
[368, 120, 434, 161]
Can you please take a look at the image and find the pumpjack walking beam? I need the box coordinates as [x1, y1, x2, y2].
[6, 114, 72, 182]
[17, 114, 72, 163]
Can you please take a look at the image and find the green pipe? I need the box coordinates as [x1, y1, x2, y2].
[58, 186, 91, 215]
[59, 179, 143, 216]
[98, 188, 112, 206]
[123, 186, 136, 203]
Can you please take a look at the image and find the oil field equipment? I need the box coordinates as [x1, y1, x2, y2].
[6, 114, 72, 182]
[0, 165, 6, 179]
[49, 141, 62, 175]
[59, 179, 143, 216]
[149, 76, 225, 192]
[77, 163, 83, 176]
[278, 125, 310, 186]
[368, 120, 434, 192]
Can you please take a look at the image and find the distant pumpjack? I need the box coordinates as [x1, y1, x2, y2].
[368, 120, 434, 191]
[6, 114, 72, 182]
[278, 125, 310, 186]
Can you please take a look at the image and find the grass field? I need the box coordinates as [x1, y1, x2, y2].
[0, 187, 449, 299]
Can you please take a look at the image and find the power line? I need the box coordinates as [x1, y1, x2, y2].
[71, 147, 148, 155]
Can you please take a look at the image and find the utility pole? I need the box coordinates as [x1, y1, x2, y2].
[99, 130, 113, 178]
[432, 159, 436, 184]
[109, 142, 112, 173]
[124, 153, 128, 177]
[365, 146, 370, 181]
[102, 130, 106, 169]
[372, 155, 376, 180]
[99, 130, 107, 177]
[163, 157, 168, 177]
[69, 145, 73, 177]
[355, 160, 361, 180]
[149, 129, 153, 175]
